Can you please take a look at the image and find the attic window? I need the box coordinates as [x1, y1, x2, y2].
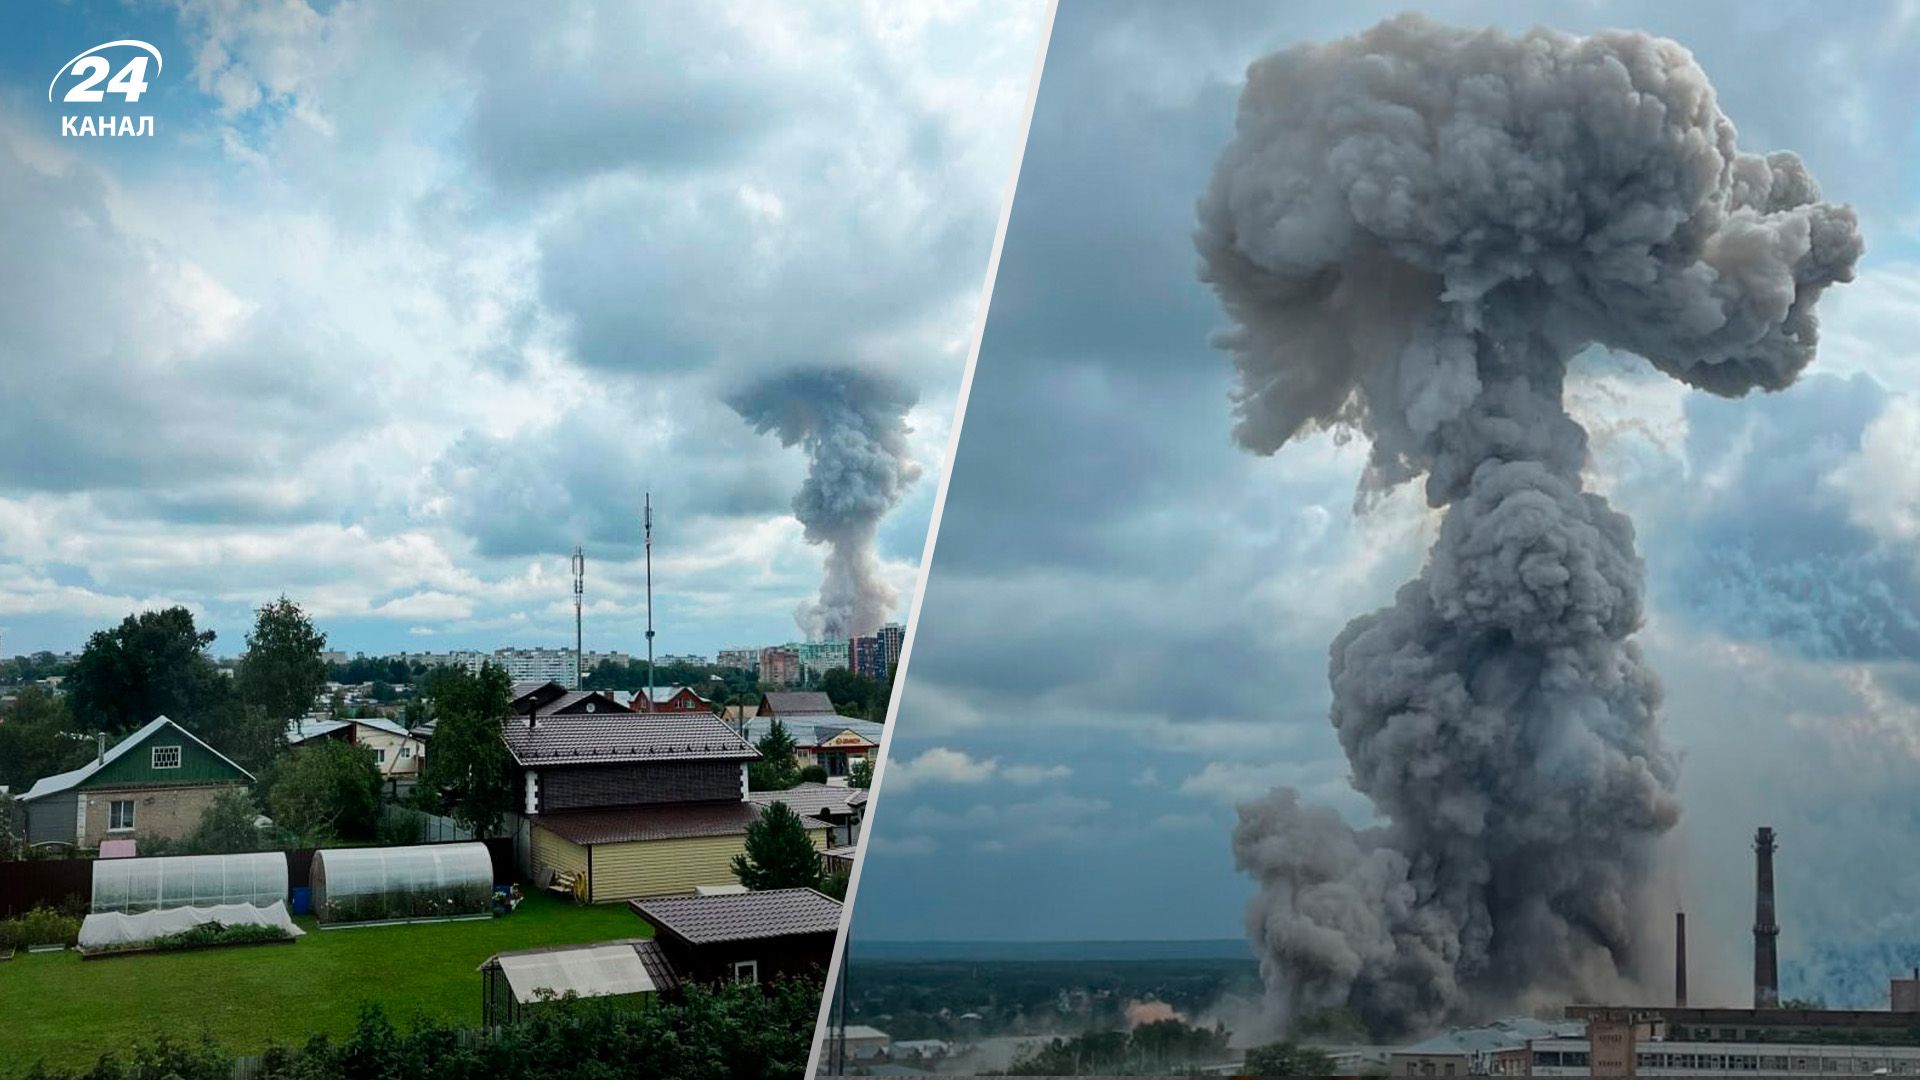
[151, 745, 182, 770]
[585, 702, 596, 713]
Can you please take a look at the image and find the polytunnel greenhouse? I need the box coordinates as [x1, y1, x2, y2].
[90, 852, 288, 914]
[311, 841, 495, 926]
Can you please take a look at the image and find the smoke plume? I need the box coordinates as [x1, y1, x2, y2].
[730, 366, 921, 640]
[1196, 15, 1860, 1036]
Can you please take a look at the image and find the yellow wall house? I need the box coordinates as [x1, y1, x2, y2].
[503, 697, 831, 903]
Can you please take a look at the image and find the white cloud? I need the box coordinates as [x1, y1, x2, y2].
[882, 747, 1072, 792]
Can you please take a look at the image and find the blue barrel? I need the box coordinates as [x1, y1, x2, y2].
[290, 886, 312, 915]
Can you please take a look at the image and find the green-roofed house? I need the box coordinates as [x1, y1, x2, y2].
[17, 716, 253, 850]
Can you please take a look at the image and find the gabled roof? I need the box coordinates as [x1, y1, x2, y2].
[749, 782, 864, 819]
[532, 690, 631, 718]
[644, 685, 708, 704]
[629, 887, 842, 945]
[286, 715, 417, 745]
[503, 711, 757, 766]
[21, 716, 254, 801]
[758, 691, 837, 716]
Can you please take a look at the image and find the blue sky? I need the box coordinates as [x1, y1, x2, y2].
[848, 0, 1920, 1007]
[0, 1, 1043, 660]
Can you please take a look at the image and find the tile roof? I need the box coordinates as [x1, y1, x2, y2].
[749, 782, 863, 819]
[503, 711, 757, 766]
[629, 887, 842, 945]
[22, 716, 253, 801]
[533, 802, 830, 845]
[759, 691, 837, 715]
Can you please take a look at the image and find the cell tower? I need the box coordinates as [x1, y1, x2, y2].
[644, 493, 656, 709]
[571, 545, 585, 690]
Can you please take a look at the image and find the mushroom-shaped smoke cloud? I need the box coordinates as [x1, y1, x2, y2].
[730, 366, 921, 641]
[1196, 14, 1860, 1036]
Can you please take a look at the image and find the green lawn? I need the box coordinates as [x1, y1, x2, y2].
[0, 891, 647, 1075]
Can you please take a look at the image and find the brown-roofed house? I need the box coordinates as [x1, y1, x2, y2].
[628, 887, 841, 985]
[508, 706, 830, 903]
[755, 691, 838, 718]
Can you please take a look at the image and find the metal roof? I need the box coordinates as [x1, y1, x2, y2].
[758, 691, 837, 715]
[749, 782, 863, 819]
[1398, 1018, 1585, 1057]
[629, 887, 842, 945]
[502, 711, 757, 766]
[533, 802, 831, 845]
[287, 716, 416, 744]
[21, 716, 254, 801]
[740, 715, 883, 749]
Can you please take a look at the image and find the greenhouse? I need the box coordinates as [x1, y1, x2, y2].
[90, 852, 288, 914]
[311, 841, 495, 926]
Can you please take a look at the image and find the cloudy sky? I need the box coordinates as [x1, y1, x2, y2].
[0, 1, 1043, 660]
[849, 0, 1920, 1006]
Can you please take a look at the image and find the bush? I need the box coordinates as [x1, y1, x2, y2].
[86, 920, 292, 956]
[0, 907, 82, 950]
[18, 976, 826, 1079]
[796, 765, 828, 784]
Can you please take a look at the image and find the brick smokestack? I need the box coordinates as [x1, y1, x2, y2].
[1676, 911, 1688, 1008]
[1754, 826, 1779, 1008]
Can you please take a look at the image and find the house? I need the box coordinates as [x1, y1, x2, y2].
[634, 685, 714, 713]
[741, 715, 883, 778]
[286, 716, 427, 780]
[755, 690, 838, 719]
[749, 782, 865, 847]
[509, 681, 630, 719]
[479, 938, 680, 1026]
[509, 708, 831, 903]
[627, 887, 841, 984]
[17, 716, 252, 849]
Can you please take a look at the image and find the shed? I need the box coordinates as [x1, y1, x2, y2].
[628, 887, 841, 985]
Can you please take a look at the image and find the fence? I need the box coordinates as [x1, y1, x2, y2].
[380, 803, 476, 843]
[0, 837, 515, 917]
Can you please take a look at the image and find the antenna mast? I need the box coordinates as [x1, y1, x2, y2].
[645, 493, 656, 710]
[571, 545, 585, 690]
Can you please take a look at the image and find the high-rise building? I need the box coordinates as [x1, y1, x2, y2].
[849, 635, 885, 679]
[759, 646, 801, 687]
[716, 648, 759, 671]
[877, 623, 904, 673]
[795, 640, 849, 679]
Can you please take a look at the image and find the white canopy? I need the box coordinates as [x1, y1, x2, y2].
[494, 943, 658, 1004]
[79, 900, 303, 951]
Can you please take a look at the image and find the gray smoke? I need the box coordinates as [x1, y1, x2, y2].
[729, 366, 921, 641]
[1196, 15, 1861, 1036]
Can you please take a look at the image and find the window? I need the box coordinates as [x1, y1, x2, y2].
[109, 800, 135, 831]
[373, 748, 387, 765]
[400, 745, 411, 758]
[732, 960, 759, 984]
[151, 745, 182, 769]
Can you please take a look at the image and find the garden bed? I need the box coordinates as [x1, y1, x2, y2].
[80, 921, 297, 959]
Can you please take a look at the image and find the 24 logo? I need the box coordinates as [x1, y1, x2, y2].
[48, 40, 162, 138]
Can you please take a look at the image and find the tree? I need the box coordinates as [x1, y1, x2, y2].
[183, 790, 265, 854]
[235, 597, 327, 724]
[747, 718, 800, 791]
[417, 663, 514, 836]
[268, 741, 382, 844]
[1243, 1040, 1338, 1076]
[731, 801, 824, 891]
[66, 607, 225, 736]
[848, 757, 873, 790]
[0, 687, 91, 792]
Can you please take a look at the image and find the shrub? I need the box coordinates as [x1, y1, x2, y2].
[796, 765, 828, 784]
[0, 907, 81, 950]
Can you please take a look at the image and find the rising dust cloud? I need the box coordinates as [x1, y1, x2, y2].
[1196, 14, 1861, 1036]
[730, 366, 921, 641]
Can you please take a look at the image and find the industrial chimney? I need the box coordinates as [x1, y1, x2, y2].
[1676, 911, 1689, 1008]
[1754, 826, 1780, 1008]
